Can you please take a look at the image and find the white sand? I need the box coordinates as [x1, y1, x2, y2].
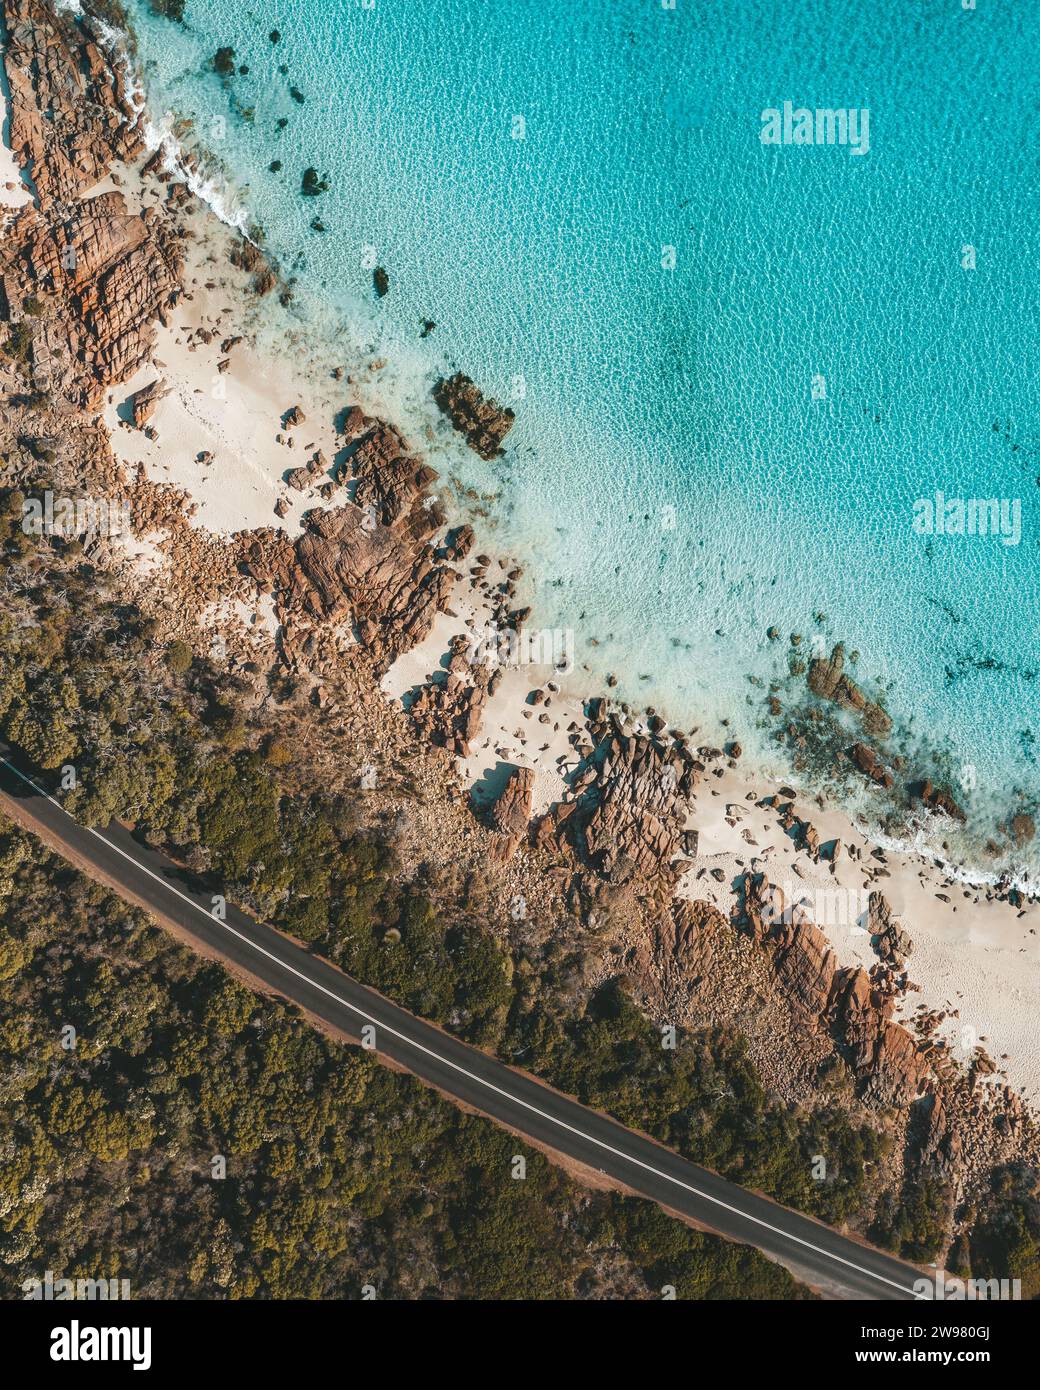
[103, 219, 347, 538]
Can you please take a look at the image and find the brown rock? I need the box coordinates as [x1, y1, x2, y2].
[1010, 812, 1035, 847]
[848, 741, 895, 790]
[1, 191, 184, 407]
[130, 378, 167, 429]
[483, 765, 535, 859]
[433, 372, 515, 459]
[773, 917, 837, 1021]
[833, 968, 929, 1106]
[808, 644, 892, 738]
[912, 779, 967, 824]
[1, 0, 145, 209]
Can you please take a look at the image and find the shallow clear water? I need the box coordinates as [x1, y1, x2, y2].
[121, 0, 1040, 872]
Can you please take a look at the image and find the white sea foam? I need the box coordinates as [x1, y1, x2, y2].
[867, 816, 1040, 900]
[140, 112, 251, 235]
[62, 1, 249, 235]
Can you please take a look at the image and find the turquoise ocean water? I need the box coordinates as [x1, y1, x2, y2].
[119, 0, 1040, 878]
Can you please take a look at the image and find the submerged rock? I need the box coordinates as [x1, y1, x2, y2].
[433, 373, 515, 459]
[1010, 811, 1035, 846]
[849, 741, 894, 790]
[807, 643, 892, 738]
[912, 779, 967, 825]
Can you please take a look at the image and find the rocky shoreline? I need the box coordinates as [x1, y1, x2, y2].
[2, 0, 1038, 1276]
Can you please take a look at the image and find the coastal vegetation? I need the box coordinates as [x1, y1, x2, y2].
[0, 819, 804, 1299]
[963, 1164, 1040, 1299]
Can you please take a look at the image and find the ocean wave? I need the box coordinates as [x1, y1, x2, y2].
[69, 0, 250, 235]
[139, 112, 251, 235]
[867, 817, 1040, 900]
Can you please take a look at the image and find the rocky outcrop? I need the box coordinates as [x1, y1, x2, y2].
[1, 194, 184, 407]
[131, 378, 167, 429]
[537, 722, 698, 894]
[246, 507, 454, 675]
[285, 451, 327, 491]
[869, 891, 912, 969]
[651, 898, 726, 984]
[773, 915, 838, 1022]
[409, 635, 496, 757]
[912, 779, 967, 825]
[352, 424, 440, 527]
[443, 524, 475, 562]
[489, 764, 535, 836]
[485, 764, 535, 860]
[848, 740, 894, 790]
[243, 413, 455, 673]
[807, 643, 892, 738]
[833, 967, 930, 1106]
[433, 373, 515, 459]
[1, 0, 145, 209]
[738, 874, 930, 1107]
[916, 1092, 963, 1178]
[0, 2, 185, 409]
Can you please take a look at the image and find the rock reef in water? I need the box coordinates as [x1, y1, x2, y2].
[848, 740, 894, 790]
[912, 779, 967, 825]
[807, 642, 892, 738]
[433, 372, 515, 459]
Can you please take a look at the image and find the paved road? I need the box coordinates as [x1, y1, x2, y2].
[0, 742, 929, 1301]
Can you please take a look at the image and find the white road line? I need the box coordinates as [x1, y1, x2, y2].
[1, 755, 924, 1299]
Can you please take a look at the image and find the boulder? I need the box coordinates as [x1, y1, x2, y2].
[433, 372, 515, 459]
[848, 741, 894, 790]
[912, 779, 967, 824]
[131, 378, 167, 429]
[808, 644, 892, 737]
[484, 765, 535, 859]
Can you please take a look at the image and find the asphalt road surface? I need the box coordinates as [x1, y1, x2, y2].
[0, 743, 930, 1301]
